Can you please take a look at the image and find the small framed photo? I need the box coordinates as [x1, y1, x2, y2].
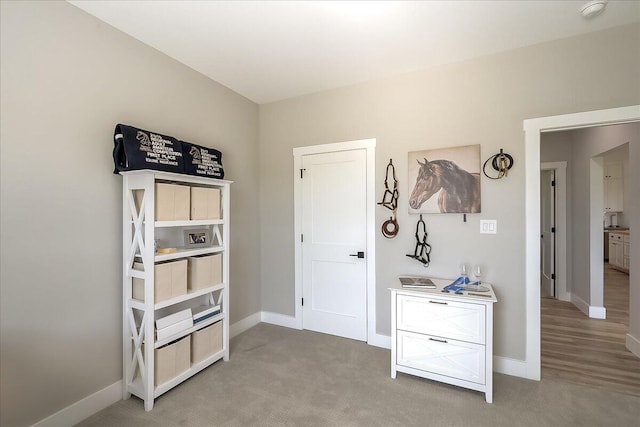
[183, 228, 211, 248]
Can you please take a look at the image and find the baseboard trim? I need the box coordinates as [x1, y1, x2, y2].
[571, 294, 590, 317]
[261, 311, 299, 329]
[558, 291, 571, 302]
[31, 381, 122, 427]
[230, 312, 261, 338]
[626, 333, 640, 358]
[589, 305, 606, 319]
[368, 333, 391, 349]
[571, 294, 606, 319]
[494, 356, 529, 378]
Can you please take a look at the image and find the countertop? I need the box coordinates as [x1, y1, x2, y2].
[607, 229, 630, 235]
[389, 277, 498, 303]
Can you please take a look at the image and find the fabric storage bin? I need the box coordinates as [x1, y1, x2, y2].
[155, 335, 191, 385]
[190, 187, 220, 220]
[187, 254, 222, 291]
[133, 259, 188, 303]
[191, 322, 223, 364]
[155, 183, 190, 221]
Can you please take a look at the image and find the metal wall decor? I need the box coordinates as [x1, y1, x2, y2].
[378, 159, 399, 238]
[482, 148, 514, 180]
[406, 214, 431, 267]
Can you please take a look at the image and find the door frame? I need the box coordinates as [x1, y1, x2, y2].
[293, 139, 377, 344]
[540, 161, 569, 301]
[523, 105, 640, 380]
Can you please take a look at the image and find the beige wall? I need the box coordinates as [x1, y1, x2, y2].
[259, 24, 640, 362]
[0, 2, 259, 426]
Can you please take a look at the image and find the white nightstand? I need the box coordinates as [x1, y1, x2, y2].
[390, 278, 497, 403]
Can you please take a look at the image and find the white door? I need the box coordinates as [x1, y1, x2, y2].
[301, 149, 367, 341]
[540, 169, 556, 298]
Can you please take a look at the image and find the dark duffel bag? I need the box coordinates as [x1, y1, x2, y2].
[182, 141, 225, 180]
[113, 124, 185, 174]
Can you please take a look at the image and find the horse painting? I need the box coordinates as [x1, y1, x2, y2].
[409, 158, 481, 213]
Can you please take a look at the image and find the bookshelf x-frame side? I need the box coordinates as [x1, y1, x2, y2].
[122, 173, 156, 411]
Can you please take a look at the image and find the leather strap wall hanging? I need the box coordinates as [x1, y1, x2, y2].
[378, 159, 399, 238]
[482, 148, 514, 180]
[406, 214, 431, 267]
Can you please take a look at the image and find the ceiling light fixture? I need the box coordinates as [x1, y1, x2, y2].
[580, 0, 608, 19]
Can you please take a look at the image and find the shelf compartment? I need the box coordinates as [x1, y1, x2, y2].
[127, 348, 225, 401]
[154, 349, 225, 398]
[154, 245, 223, 262]
[133, 259, 187, 304]
[154, 314, 224, 349]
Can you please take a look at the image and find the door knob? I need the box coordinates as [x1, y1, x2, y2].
[349, 251, 365, 259]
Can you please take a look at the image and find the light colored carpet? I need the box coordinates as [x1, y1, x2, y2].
[77, 323, 640, 426]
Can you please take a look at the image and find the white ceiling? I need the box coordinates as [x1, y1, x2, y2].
[68, 1, 640, 104]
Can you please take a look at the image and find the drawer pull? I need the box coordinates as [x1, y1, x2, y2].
[428, 300, 448, 305]
[429, 337, 448, 343]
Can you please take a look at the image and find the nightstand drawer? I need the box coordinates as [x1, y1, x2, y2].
[397, 294, 485, 344]
[397, 330, 485, 384]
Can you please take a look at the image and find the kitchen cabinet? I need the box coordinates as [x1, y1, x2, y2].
[604, 162, 623, 179]
[604, 162, 623, 212]
[623, 235, 630, 271]
[609, 231, 629, 273]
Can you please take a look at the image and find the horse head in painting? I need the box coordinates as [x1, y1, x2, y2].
[409, 158, 480, 213]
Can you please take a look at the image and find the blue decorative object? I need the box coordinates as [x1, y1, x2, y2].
[443, 276, 468, 292]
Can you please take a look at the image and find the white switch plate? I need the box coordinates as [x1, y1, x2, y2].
[480, 220, 497, 234]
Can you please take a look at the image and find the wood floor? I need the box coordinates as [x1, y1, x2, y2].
[541, 264, 640, 397]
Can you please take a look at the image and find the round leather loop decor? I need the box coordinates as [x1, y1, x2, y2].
[491, 151, 514, 172]
[382, 218, 399, 238]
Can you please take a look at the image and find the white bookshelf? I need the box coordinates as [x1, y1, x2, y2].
[121, 170, 232, 411]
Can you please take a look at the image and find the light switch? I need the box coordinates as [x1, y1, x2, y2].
[480, 220, 497, 234]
